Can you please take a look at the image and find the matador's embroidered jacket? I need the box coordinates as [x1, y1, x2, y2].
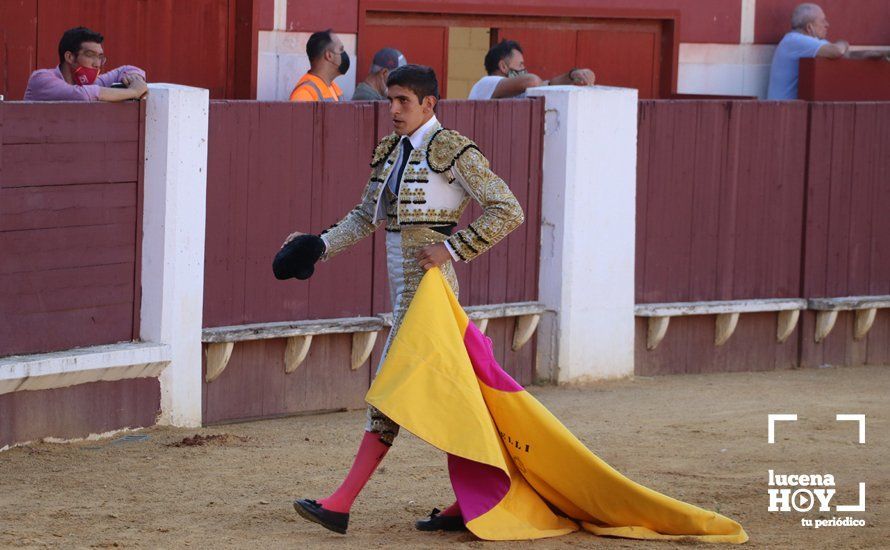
[317, 117, 524, 445]
[319, 119, 525, 262]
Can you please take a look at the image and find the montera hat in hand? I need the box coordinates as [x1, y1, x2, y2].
[272, 234, 325, 280]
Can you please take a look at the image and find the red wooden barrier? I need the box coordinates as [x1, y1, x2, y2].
[800, 102, 890, 367]
[635, 99, 890, 375]
[202, 99, 544, 424]
[0, 378, 159, 449]
[635, 100, 809, 375]
[0, 102, 143, 357]
[799, 58, 890, 101]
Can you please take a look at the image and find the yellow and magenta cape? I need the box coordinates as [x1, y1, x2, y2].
[367, 269, 747, 543]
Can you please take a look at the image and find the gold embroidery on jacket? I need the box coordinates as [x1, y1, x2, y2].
[427, 129, 479, 173]
[445, 148, 524, 262]
[371, 133, 399, 167]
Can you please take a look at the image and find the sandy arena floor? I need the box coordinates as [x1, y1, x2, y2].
[1, 364, 887, 549]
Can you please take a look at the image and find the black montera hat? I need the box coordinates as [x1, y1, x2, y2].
[272, 234, 325, 280]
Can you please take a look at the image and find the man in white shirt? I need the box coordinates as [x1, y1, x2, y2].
[767, 3, 850, 99]
[468, 40, 595, 100]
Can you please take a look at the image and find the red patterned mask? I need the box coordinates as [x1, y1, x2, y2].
[72, 65, 101, 85]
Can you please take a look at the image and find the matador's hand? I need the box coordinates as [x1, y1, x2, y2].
[283, 231, 304, 247]
[416, 243, 451, 271]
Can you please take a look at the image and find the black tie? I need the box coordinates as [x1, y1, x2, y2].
[393, 138, 414, 195]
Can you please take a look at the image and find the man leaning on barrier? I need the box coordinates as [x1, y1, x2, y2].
[24, 27, 147, 102]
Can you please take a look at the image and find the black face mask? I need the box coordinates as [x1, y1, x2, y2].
[337, 51, 350, 75]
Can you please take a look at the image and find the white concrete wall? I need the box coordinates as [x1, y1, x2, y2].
[678, 43, 775, 98]
[142, 84, 209, 427]
[527, 85, 637, 383]
[257, 31, 357, 101]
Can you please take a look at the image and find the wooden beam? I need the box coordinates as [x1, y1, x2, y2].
[205, 342, 234, 382]
[474, 318, 489, 334]
[284, 335, 313, 374]
[714, 312, 740, 346]
[809, 295, 890, 311]
[351, 331, 378, 370]
[635, 298, 807, 317]
[512, 314, 540, 351]
[646, 316, 670, 350]
[203, 316, 385, 343]
[465, 301, 547, 320]
[776, 309, 800, 343]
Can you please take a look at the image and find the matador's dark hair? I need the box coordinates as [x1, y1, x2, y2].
[386, 64, 439, 102]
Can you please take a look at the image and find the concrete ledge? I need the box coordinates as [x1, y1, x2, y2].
[808, 295, 890, 342]
[635, 299, 808, 350]
[635, 298, 808, 317]
[0, 342, 171, 395]
[202, 316, 385, 343]
[808, 296, 890, 311]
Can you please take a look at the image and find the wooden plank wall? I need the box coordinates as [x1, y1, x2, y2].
[635, 100, 890, 375]
[0, 101, 155, 448]
[0, 378, 160, 448]
[636, 101, 809, 375]
[800, 103, 890, 367]
[202, 99, 544, 424]
[0, 102, 142, 357]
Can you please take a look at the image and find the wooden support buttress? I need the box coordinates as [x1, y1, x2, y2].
[815, 310, 838, 343]
[512, 314, 541, 351]
[647, 316, 670, 350]
[284, 335, 313, 373]
[854, 308, 877, 340]
[776, 309, 800, 343]
[715, 312, 740, 346]
[351, 331, 378, 370]
[205, 342, 234, 382]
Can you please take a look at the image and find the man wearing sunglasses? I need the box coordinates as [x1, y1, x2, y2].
[24, 27, 147, 102]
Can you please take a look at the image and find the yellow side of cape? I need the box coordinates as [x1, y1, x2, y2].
[367, 269, 747, 543]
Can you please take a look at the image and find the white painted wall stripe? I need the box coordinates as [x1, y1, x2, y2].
[741, 0, 757, 44]
[274, 0, 287, 31]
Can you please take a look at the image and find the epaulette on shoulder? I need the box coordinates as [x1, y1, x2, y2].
[370, 133, 400, 167]
[426, 128, 480, 173]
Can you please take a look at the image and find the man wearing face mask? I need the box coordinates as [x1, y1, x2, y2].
[351, 48, 407, 101]
[290, 29, 350, 102]
[24, 27, 147, 102]
[468, 40, 595, 100]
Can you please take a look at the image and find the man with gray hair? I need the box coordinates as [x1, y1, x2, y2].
[766, 3, 849, 99]
[352, 48, 407, 100]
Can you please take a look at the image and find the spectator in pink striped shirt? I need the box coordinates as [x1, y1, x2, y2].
[24, 27, 148, 102]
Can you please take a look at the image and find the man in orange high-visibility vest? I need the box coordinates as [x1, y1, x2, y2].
[289, 29, 347, 102]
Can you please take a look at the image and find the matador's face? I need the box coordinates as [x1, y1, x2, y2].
[387, 84, 436, 136]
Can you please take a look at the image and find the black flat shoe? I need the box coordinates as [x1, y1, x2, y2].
[293, 498, 349, 534]
[415, 507, 467, 532]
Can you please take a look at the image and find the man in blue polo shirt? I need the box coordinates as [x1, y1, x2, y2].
[766, 3, 850, 99]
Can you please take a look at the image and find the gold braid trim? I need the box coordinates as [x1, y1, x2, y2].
[426, 128, 480, 173]
[370, 133, 400, 167]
